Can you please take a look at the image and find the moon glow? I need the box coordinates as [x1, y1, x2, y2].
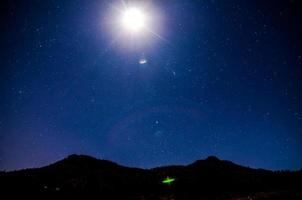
[121, 7, 147, 33]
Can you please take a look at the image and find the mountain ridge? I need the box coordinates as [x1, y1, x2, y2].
[0, 154, 301, 199]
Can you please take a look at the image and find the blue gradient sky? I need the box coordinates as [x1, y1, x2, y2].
[1, 0, 302, 170]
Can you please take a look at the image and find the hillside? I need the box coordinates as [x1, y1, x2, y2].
[0, 155, 301, 199]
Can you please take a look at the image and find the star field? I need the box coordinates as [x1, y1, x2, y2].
[0, 0, 302, 170]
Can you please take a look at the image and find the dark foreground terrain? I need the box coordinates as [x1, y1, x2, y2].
[0, 155, 301, 199]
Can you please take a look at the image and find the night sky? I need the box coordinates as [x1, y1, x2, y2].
[1, 0, 302, 171]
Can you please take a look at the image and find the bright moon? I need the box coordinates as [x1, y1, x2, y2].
[122, 7, 146, 32]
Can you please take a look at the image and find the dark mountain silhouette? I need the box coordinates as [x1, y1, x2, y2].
[0, 155, 301, 199]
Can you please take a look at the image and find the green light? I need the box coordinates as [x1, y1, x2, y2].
[162, 177, 175, 185]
